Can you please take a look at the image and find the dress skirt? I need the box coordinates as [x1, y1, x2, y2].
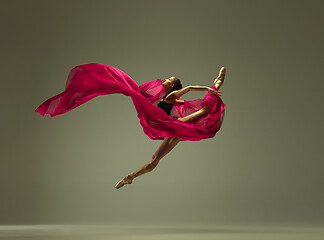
[35, 63, 225, 141]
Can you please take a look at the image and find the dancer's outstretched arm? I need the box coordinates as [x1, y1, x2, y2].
[165, 86, 221, 104]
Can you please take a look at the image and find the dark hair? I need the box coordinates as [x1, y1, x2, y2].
[172, 77, 182, 90]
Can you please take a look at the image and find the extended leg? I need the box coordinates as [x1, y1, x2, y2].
[130, 106, 210, 178]
[115, 136, 181, 188]
[115, 106, 211, 189]
[132, 137, 181, 178]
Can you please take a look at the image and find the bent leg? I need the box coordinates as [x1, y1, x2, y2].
[178, 105, 210, 123]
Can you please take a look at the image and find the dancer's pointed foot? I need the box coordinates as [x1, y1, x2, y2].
[115, 174, 134, 189]
[214, 67, 226, 85]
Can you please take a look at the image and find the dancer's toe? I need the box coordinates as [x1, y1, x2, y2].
[214, 67, 226, 84]
[115, 179, 125, 189]
[115, 174, 134, 189]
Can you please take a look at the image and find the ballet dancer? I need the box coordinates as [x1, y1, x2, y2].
[115, 67, 226, 189]
[35, 63, 225, 189]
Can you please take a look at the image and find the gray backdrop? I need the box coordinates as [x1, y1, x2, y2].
[1, 0, 323, 227]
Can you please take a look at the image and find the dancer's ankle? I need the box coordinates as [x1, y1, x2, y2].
[128, 173, 135, 180]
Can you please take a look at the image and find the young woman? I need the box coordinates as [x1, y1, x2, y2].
[115, 67, 226, 188]
[35, 63, 225, 189]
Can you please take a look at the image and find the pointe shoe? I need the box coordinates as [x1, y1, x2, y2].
[214, 67, 226, 85]
[115, 174, 134, 189]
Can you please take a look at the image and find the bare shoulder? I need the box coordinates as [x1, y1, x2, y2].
[164, 90, 178, 104]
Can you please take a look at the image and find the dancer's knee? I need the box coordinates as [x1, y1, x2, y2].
[202, 105, 210, 115]
[199, 106, 210, 118]
[145, 156, 159, 172]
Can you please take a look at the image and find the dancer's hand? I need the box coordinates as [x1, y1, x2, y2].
[208, 87, 222, 96]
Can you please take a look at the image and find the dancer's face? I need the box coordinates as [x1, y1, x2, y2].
[164, 77, 176, 89]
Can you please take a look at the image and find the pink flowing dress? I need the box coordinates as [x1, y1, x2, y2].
[35, 63, 225, 141]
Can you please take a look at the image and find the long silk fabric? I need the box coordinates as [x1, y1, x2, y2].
[35, 63, 225, 141]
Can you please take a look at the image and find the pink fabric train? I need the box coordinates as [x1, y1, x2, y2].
[35, 63, 225, 141]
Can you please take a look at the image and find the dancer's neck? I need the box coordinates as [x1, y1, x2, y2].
[162, 81, 174, 94]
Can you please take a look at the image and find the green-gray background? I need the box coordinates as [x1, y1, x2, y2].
[1, 0, 323, 227]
